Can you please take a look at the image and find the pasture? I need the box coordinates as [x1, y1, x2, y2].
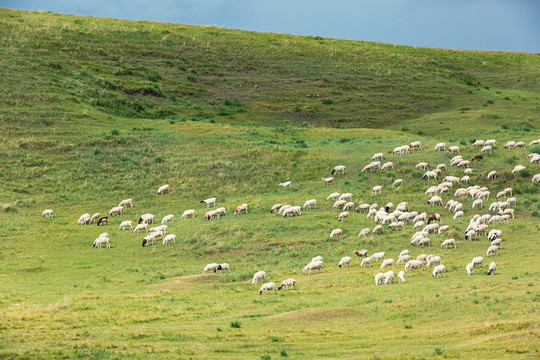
[0, 8, 539, 360]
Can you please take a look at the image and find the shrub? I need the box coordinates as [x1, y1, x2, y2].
[261, 355, 271, 360]
[187, 74, 197, 82]
[271, 336, 283, 342]
[110, 129, 120, 136]
[230, 321, 242, 328]
[460, 140, 467, 145]
[504, 96, 511, 100]
[520, 169, 530, 177]
[42, 118, 52, 126]
[416, 130, 424, 135]
[384, 299, 393, 303]
[468, 138, 476, 144]
[295, 140, 307, 148]
[280, 349, 289, 357]
[404, 324, 412, 329]
[154, 156, 164, 163]
[434, 348, 443, 355]
[293, 104, 302, 112]
[94, 148, 102, 155]
[224, 98, 242, 107]
[321, 98, 333, 105]
[505, 156, 518, 165]
[486, 99, 494, 104]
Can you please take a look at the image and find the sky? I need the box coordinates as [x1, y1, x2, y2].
[1, 0, 539, 52]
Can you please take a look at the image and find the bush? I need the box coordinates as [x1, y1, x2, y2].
[486, 99, 494, 104]
[434, 348, 443, 355]
[520, 169, 531, 177]
[468, 138, 476, 144]
[42, 118, 52, 126]
[187, 74, 197, 82]
[94, 148, 102, 155]
[154, 156, 164, 163]
[321, 98, 333, 105]
[261, 355, 271, 360]
[230, 321, 242, 328]
[271, 336, 283, 342]
[110, 129, 120, 136]
[280, 349, 289, 357]
[224, 98, 242, 107]
[460, 140, 467, 145]
[404, 324, 412, 329]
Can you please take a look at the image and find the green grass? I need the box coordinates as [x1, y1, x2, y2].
[0, 7, 539, 360]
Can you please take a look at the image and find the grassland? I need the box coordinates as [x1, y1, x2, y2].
[0, 8, 539, 360]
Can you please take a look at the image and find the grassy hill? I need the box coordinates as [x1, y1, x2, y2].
[0, 8, 539, 360]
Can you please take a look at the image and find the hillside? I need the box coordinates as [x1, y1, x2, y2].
[0, 8, 539, 360]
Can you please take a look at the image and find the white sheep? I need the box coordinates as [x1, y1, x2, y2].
[156, 184, 170, 195]
[372, 186, 382, 195]
[396, 255, 410, 266]
[512, 165, 526, 173]
[416, 162, 429, 170]
[488, 262, 497, 275]
[353, 250, 368, 258]
[339, 193, 353, 201]
[162, 214, 174, 224]
[487, 171, 497, 180]
[322, 177, 335, 185]
[481, 145, 492, 153]
[327, 193, 340, 200]
[138, 213, 155, 224]
[270, 204, 283, 213]
[119, 220, 133, 230]
[372, 152, 384, 160]
[90, 213, 100, 224]
[201, 197, 217, 208]
[330, 228, 343, 239]
[466, 262, 474, 275]
[78, 213, 91, 225]
[486, 245, 498, 257]
[373, 225, 383, 234]
[381, 162, 394, 170]
[93, 236, 110, 248]
[380, 258, 394, 269]
[423, 171, 438, 180]
[338, 211, 350, 222]
[427, 196, 443, 206]
[134, 223, 148, 233]
[333, 200, 347, 210]
[485, 139, 497, 147]
[375, 272, 385, 285]
[532, 173, 540, 182]
[182, 209, 196, 219]
[472, 256, 484, 268]
[404, 260, 423, 271]
[371, 252, 385, 262]
[413, 221, 425, 229]
[279, 181, 292, 188]
[343, 202, 355, 211]
[338, 256, 352, 268]
[434, 143, 446, 151]
[312, 256, 323, 262]
[398, 270, 406, 282]
[441, 239, 456, 249]
[218, 263, 230, 273]
[162, 234, 176, 245]
[149, 225, 168, 234]
[361, 257, 372, 267]
[358, 228, 371, 237]
[303, 199, 317, 209]
[42, 209, 53, 218]
[399, 249, 409, 257]
[119, 198, 133, 208]
[331, 165, 346, 175]
[259, 282, 277, 295]
[491, 238, 502, 249]
[472, 140, 485, 147]
[203, 263, 221, 274]
[427, 256, 441, 267]
[384, 271, 395, 285]
[432, 265, 446, 278]
[252, 271, 267, 285]
[303, 260, 324, 275]
[453, 211, 464, 220]
[447, 146, 460, 154]
[504, 141, 516, 149]
[204, 210, 220, 220]
[393, 178, 403, 187]
[278, 278, 296, 290]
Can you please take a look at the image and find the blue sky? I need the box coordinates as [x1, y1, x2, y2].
[1, 0, 539, 52]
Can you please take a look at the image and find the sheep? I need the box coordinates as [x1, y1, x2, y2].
[371, 252, 386, 262]
[119, 220, 133, 230]
[133, 223, 148, 233]
[441, 239, 456, 249]
[270, 204, 283, 213]
[312, 256, 323, 262]
[380, 258, 394, 269]
[438, 225, 450, 234]
[472, 140, 485, 147]
[138, 214, 155, 224]
[156, 184, 169, 195]
[388, 222, 404, 231]
[397, 271, 406, 282]
[465, 230, 477, 241]
[396, 255, 410, 266]
[182, 209, 196, 219]
[331, 165, 346, 175]
[381, 162, 394, 170]
[252, 271, 267, 285]
[486, 139, 497, 147]
[413, 221, 425, 230]
[303, 199, 317, 210]
[472, 256, 484, 268]
[427, 256, 441, 267]
[372, 152, 384, 160]
[488, 262, 497, 275]
[472, 199, 483, 209]
[399, 250, 409, 257]
[464, 168, 473, 174]
[338, 256, 352, 268]
[362, 164, 374, 172]
[142, 232, 163, 247]
[384, 271, 395, 285]
[427, 196, 443, 206]
[339, 193, 353, 201]
[204, 210, 219, 221]
[234, 204, 249, 215]
[427, 213, 442, 224]
[93, 236, 110, 248]
[373, 225, 383, 234]
[434, 143, 446, 151]
[353, 250, 368, 258]
[457, 160, 471, 168]
[466, 262, 474, 275]
[453, 211, 464, 220]
[418, 238, 431, 246]
[530, 139, 540, 146]
[450, 156, 463, 166]
[327, 193, 340, 200]
[119, 198, 133, 208]
[533, 173, 540, 183]
[432, 265, 446, 279]
[416, 162, 429, 170]
[437, 164, 447, 172]
[282, 206, 301, 217]
[393, 178, 403, 187]
[487, 171, 497, 180]
[97, 217, 110, 226]
[491, 238, 502, 249]
[531, 154, 540, 164]
[512, 165, 526, 173]
[330, 228, 343, 239]
[333, 200, 347, 210]
[423, 171, 438, 180]
[303, 260, 324, 275]
[361, 257, 372, 267]
[278, 279, 296, 290]
[343, 202, 355, 211]
[481, 146, 492, 154]
[461, 176, 470, 183]
[278, 205, 292, 215]
[423, 224, 439, 234]
[162, 214, 174, 224]
[486, 245, 498, 257]
[372, 186, 382, 195]
[367, 208, 377, 219]
[417, 254, 428, 263]
[279, 181, 292, 188]
[409, 141, 422, 151]
[149, 225, 168, 234]
[504, 141, 516, 149]
[414, 213, 427, 223]
[203, 263, 222, 274]
[355, 228, 371, 239]
[201, 197, 217, 208]
[338, 211, 350, 222]
[162, 234, 176, 245]
[78, 213, 91, 225]
[259, 282, 277, 295]
[443, 176, 460, 183]
[404, 260, 423, 271]
[89, 213, 100, 224]
[322, 177, 335, 185]
[447, 146, 460, 154]
[375, 272, 385, 285]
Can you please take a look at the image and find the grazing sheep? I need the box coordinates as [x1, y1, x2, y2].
[432, 265, 446, 278]
[162, 214, 174, 224]
[427, 196, 443, 206]
[338, 211, 350, 222]
[427, 213, 442, 224]
[343, 202, 355, 211]
[270, 204, 283, 213]
[472, 140, 485, 147]
[371, 252, 386, 262]
[416, 162, 429, 170]
[465, 230, 477, 241]
[399, 250, 409, 257]
[413, 221, 425, 229]
[372, 152, 384, 160]
[312, 256, 323, 262]
[78, 213, 91, 225]
[466, 262, 474, 276]
[487, 171, 497, 180]
[447, 146, 460, 154]
[279, 181, 292, 188]
[417, 254, 428, 263]
[282, 206, 301, 217]
[331, 165, 346, 175]
[409, 141, 422, 151]
[472, 256, 484, 268]
[203, 263, 222, 274]
[441, 239, 456, 249]
[252, 271, 267, 285]
[488, 262, 496, 275]
[358, 228, 371, 237]
[393, 178, 403, 187]
[437, 164, 447, 172]
[201, 197, 217, 208]
[156, 184, 170, 195]
[330, 228, 343, 239]
[215, 207, 227, 216]
[423, 171, 438, 180]
[418, 238, 431, 246]
[138, 214, 155, 224]
[119, 220, 133, 230]
[93, 236, 110, 248]
[97, 217, 110, 226]
[303, 260, 324, 275]
[375, 272, 385, 285]
[142, 231, 164, 247]
[388, 221, 405, 231]
[434, 143, 446, 151]
[530, 139, 540, 146]
[322, 177, 335, 185]
[333, 200, 347, 210]
[427, 256, 441, 267]
[533, 173, 540, 182]
[405, 260, 423, 271]
[373, 225, 383, 234]
[512, 165, 526, 173]
[90, 213, 100, 224]
[182, 209, 196, 219]
[380, 258, 394, 269]
[481, 146, 492, 154]
[338, 256, 352, 268]
[372, 186, 382, 195]
[353, 250, 368, 258]
[327, 193, 340, 200]
[259, 282, 277, 295]
[472, 199, 483, 209]
[41, 209, 53, 218]
[464, 168, 473, 174]
[362, 164, 374, 172]
[398, 271, 406, 282]
[486, 246, 498, 257]
[453, 211, 464, 220]
[491, 238, 502, 249]
[381, 162, 395, 170]
[396, 255, 410, 266]
[149, 225, 168, 234]
[162, 234, 177, 245]
[278, 278, 296, 290]
[438, 225, 450, 234]
[461, 176, 470, 183]
[384, 271, 395, 285]
[234, 204, 249, 215]
[504, 141, 516, 149]
[204, 210, 220, 221]
[133, 223, 148, 233]
[339, 193, 353, 201]
[303, 199, 317, 210]
[361, 257, 372, 267]
[119, 198, 133, 208]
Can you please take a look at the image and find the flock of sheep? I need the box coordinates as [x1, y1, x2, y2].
[41, 137, 539, 295]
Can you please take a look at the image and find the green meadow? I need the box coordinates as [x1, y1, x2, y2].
[0, 8, 539, 359]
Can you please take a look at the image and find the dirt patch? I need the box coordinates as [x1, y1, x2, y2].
[154, 274, 220, 292]
[268, 308, 357, 322]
